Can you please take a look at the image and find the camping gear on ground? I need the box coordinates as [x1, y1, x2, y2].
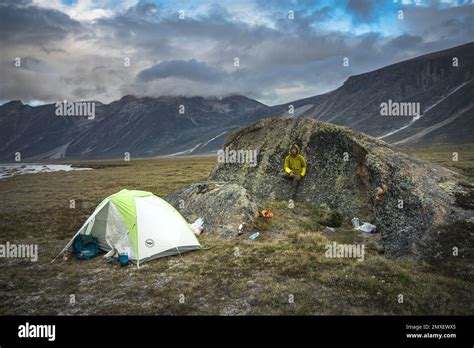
[238, 223, 246, 236]
[119, 253, 129, 267]
[249, 232, 260, 240]
[55, 189, 201, 266]
[73, 234, 99, 260]
[260, 210, 273, 221]
[358, 222, 377, 233]
[106, 256, 120, 264]
[351, 217, 376, 233]
[190, 218, 204, 235]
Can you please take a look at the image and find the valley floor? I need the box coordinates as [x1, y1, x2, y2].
[0, 147, 473, 315]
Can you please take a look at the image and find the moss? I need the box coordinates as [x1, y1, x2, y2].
[438, 181, 457, 194]
[320, 210, 344, 228]
[1, 156, 473, 315]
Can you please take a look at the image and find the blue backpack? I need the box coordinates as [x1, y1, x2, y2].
[73, 234, 99, 260]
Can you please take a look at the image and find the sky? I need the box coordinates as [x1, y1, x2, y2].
[0, 0, 473, 106]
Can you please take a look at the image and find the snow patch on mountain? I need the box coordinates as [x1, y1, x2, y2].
[378, 80, 471, 140]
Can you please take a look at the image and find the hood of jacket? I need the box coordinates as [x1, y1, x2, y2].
[289, 144, 300, 156]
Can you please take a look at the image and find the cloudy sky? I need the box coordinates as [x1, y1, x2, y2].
[1, 0, 473, 106]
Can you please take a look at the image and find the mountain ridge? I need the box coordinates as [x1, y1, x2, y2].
[0, 42, 473, 161]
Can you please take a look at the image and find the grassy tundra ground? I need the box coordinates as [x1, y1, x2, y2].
[404, 144, 474, 183]
[0, 147, 473, 315]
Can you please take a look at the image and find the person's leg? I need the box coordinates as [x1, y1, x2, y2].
[281, 173, 293, 181]
[292, 174, 301, 187]
[291, 175, 302, 199]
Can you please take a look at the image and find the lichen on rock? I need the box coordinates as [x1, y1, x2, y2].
[165, 181, 259, 238]
[208, 117, 473, 258]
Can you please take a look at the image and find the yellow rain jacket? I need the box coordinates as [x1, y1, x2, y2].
[284, 144, 307, 177]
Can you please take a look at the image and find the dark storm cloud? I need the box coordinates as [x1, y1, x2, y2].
[0, 1, 82, 46]
[423, 6, 472, 40]
[397, 5, 474, 53]
[137, 59, 225, 82]
[0, 0, 32, 6]
[346, 0, 379, 21]
[17, 57, 41, 70]
[1, 0, 473, 105]
[125, 1, 162, 18]
[96, 3, 275, 56]
[387, 34, 423, 50]
[97, 2, 348, 67]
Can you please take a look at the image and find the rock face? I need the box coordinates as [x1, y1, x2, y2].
[165, 182, 259, 238]
[210, 117, 473, 257]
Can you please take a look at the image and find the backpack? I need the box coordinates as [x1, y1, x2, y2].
[73, 234, 99, 260]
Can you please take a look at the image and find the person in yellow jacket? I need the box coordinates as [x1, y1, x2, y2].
[283, 144, 306, 198]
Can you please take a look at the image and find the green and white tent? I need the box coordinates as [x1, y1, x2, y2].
[59, 189, 200, 265]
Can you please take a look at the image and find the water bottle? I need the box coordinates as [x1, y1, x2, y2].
[249, 232, 260, 240]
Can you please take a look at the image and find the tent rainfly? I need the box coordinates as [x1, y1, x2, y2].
[57, 189, 200, 265]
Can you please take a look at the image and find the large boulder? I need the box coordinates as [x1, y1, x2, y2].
[210, 117, 473, 257]
[165, 182, 259, 238]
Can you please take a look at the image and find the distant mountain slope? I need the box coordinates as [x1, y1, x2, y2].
[0, 95, 267, 161]
[263, 42, 474, 145]
[0, 100, 107, 161]
[0, 43, 472, 161]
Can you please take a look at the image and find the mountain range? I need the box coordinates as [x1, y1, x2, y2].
[0, 42, 473, 161]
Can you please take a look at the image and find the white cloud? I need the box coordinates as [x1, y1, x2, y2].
[31, 0, 138, 21]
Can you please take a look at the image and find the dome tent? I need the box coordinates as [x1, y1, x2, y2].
[57, 189, 200, 265]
